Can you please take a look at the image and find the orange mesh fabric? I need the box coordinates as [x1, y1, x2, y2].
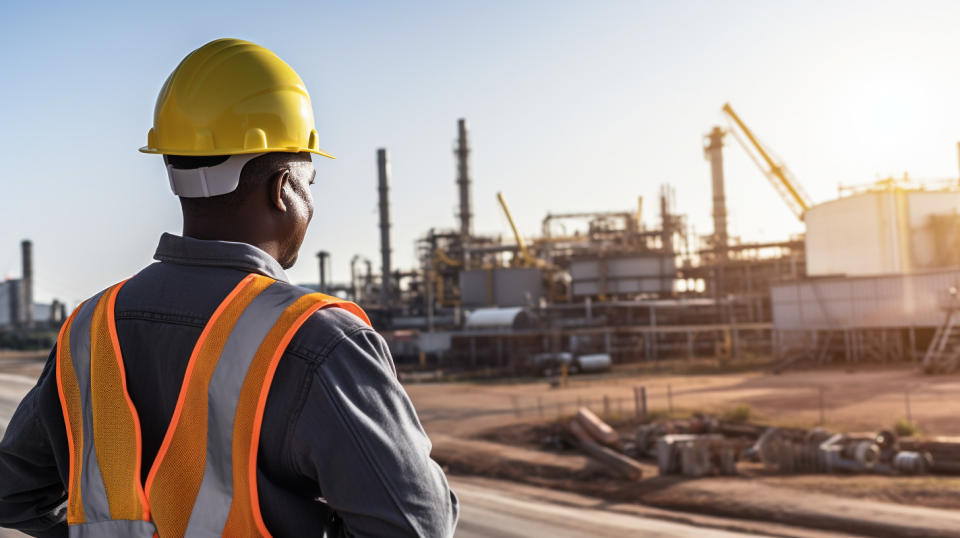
[147, 274, 270, 538]
[223, 294, 370, 537]
[89, 282, 146, 521]
[56, 307, 86, 524]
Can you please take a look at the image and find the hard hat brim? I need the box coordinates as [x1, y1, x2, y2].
[139, 146, 335, 159]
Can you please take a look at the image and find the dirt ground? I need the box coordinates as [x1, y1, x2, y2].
[406, 364, 960, 534]
[406, 364, 960, 438]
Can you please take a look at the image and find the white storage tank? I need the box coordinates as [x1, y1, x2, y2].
[805, 188, 960, 277]
[771, 268, 960, 329]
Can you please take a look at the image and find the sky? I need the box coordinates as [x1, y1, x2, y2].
[3, 1, 960, 306]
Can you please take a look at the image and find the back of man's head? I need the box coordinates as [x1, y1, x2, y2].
[165, 151, 316, 269]
[164, 152, 311, 216]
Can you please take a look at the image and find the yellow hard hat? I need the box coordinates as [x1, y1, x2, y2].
[140, 38, 333, 158]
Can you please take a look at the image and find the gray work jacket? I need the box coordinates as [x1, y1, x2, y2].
[0, 233, 458, 537]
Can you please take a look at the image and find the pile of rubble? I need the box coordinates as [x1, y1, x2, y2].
[562, 408, 960, 479]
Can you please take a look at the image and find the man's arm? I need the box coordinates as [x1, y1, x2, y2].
[0, 348, 68, 538]
[290, 322, 458, 537]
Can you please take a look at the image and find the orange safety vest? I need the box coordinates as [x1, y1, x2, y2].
[55, 273, 371, 537]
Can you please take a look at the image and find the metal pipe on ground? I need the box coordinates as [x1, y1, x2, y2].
[568, 420, 643, 480]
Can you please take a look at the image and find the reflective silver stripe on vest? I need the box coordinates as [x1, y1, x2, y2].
[69, 291, 111, 522]
[68, 519, 156, 537]
[184, 281, 309, 536]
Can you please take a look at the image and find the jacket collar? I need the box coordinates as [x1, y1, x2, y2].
[153, 232, 289, 283]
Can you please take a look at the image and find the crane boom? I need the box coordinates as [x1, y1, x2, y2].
[722, 103, 812, 220]
[496, 191, 534, 267]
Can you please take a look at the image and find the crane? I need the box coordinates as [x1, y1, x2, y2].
[496, 191, 536, 267]
[722, 103, 813, 220]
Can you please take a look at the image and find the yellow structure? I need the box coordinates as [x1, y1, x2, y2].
[722, 103, 811, 220]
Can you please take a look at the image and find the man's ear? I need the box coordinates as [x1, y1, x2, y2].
[270, 170, 291, 212]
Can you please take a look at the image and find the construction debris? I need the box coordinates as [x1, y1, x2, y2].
[742, 426, 948, 476]
[574, 407, 621, 449]
[900, 438, 960, 473]
[558, 409, 960, 481]
[655, 434, 740, 477]
[566, 408, 644, 480]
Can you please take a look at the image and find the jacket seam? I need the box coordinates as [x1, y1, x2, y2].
[156, 253, 267, 264]
[115, 311, 207, 328]
[286, 324, 373, 365]
[279, 354, 319, 472]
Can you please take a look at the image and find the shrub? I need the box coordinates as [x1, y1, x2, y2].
[721, 404, 753, 423]
[894, 418, 918, 437]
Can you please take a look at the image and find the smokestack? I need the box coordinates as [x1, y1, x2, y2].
[377, 149, 392, 307]
[21, 239, 33, 327]
[316, 251, 329, 293]
[455, 119, 472, 248]
[7, 279, 19, 327]
[704, 127, 728, 259]
[350, 255, 360, 301]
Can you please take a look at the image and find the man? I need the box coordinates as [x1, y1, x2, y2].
[0, 38, 458, 537]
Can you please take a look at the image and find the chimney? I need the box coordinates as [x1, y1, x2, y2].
[316, 251, 330, 293]
[455, 119, 472, 251]
[704, 127, 728, 259]
[7, 279, 19, 327]
[377, 149, 392, 307]
[21, 239, 33, 327]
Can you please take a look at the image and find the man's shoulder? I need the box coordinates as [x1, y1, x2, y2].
[285, 296, 375, 361]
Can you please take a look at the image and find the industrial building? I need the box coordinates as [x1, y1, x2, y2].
[0, 240, 66, 334]
[773, 178, 960, 372]
[305, 107, 960, 377]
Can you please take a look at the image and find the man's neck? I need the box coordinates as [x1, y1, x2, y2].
[182, 221, 282, 265]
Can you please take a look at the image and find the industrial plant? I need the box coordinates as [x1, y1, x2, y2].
[0, 240, 66, 349]
[309, 105, 960, 377]
[7, 105, 960, 374]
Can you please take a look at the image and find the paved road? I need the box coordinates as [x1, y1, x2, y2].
[451, 477, 755, 538]
[0, 373, 34, 440]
